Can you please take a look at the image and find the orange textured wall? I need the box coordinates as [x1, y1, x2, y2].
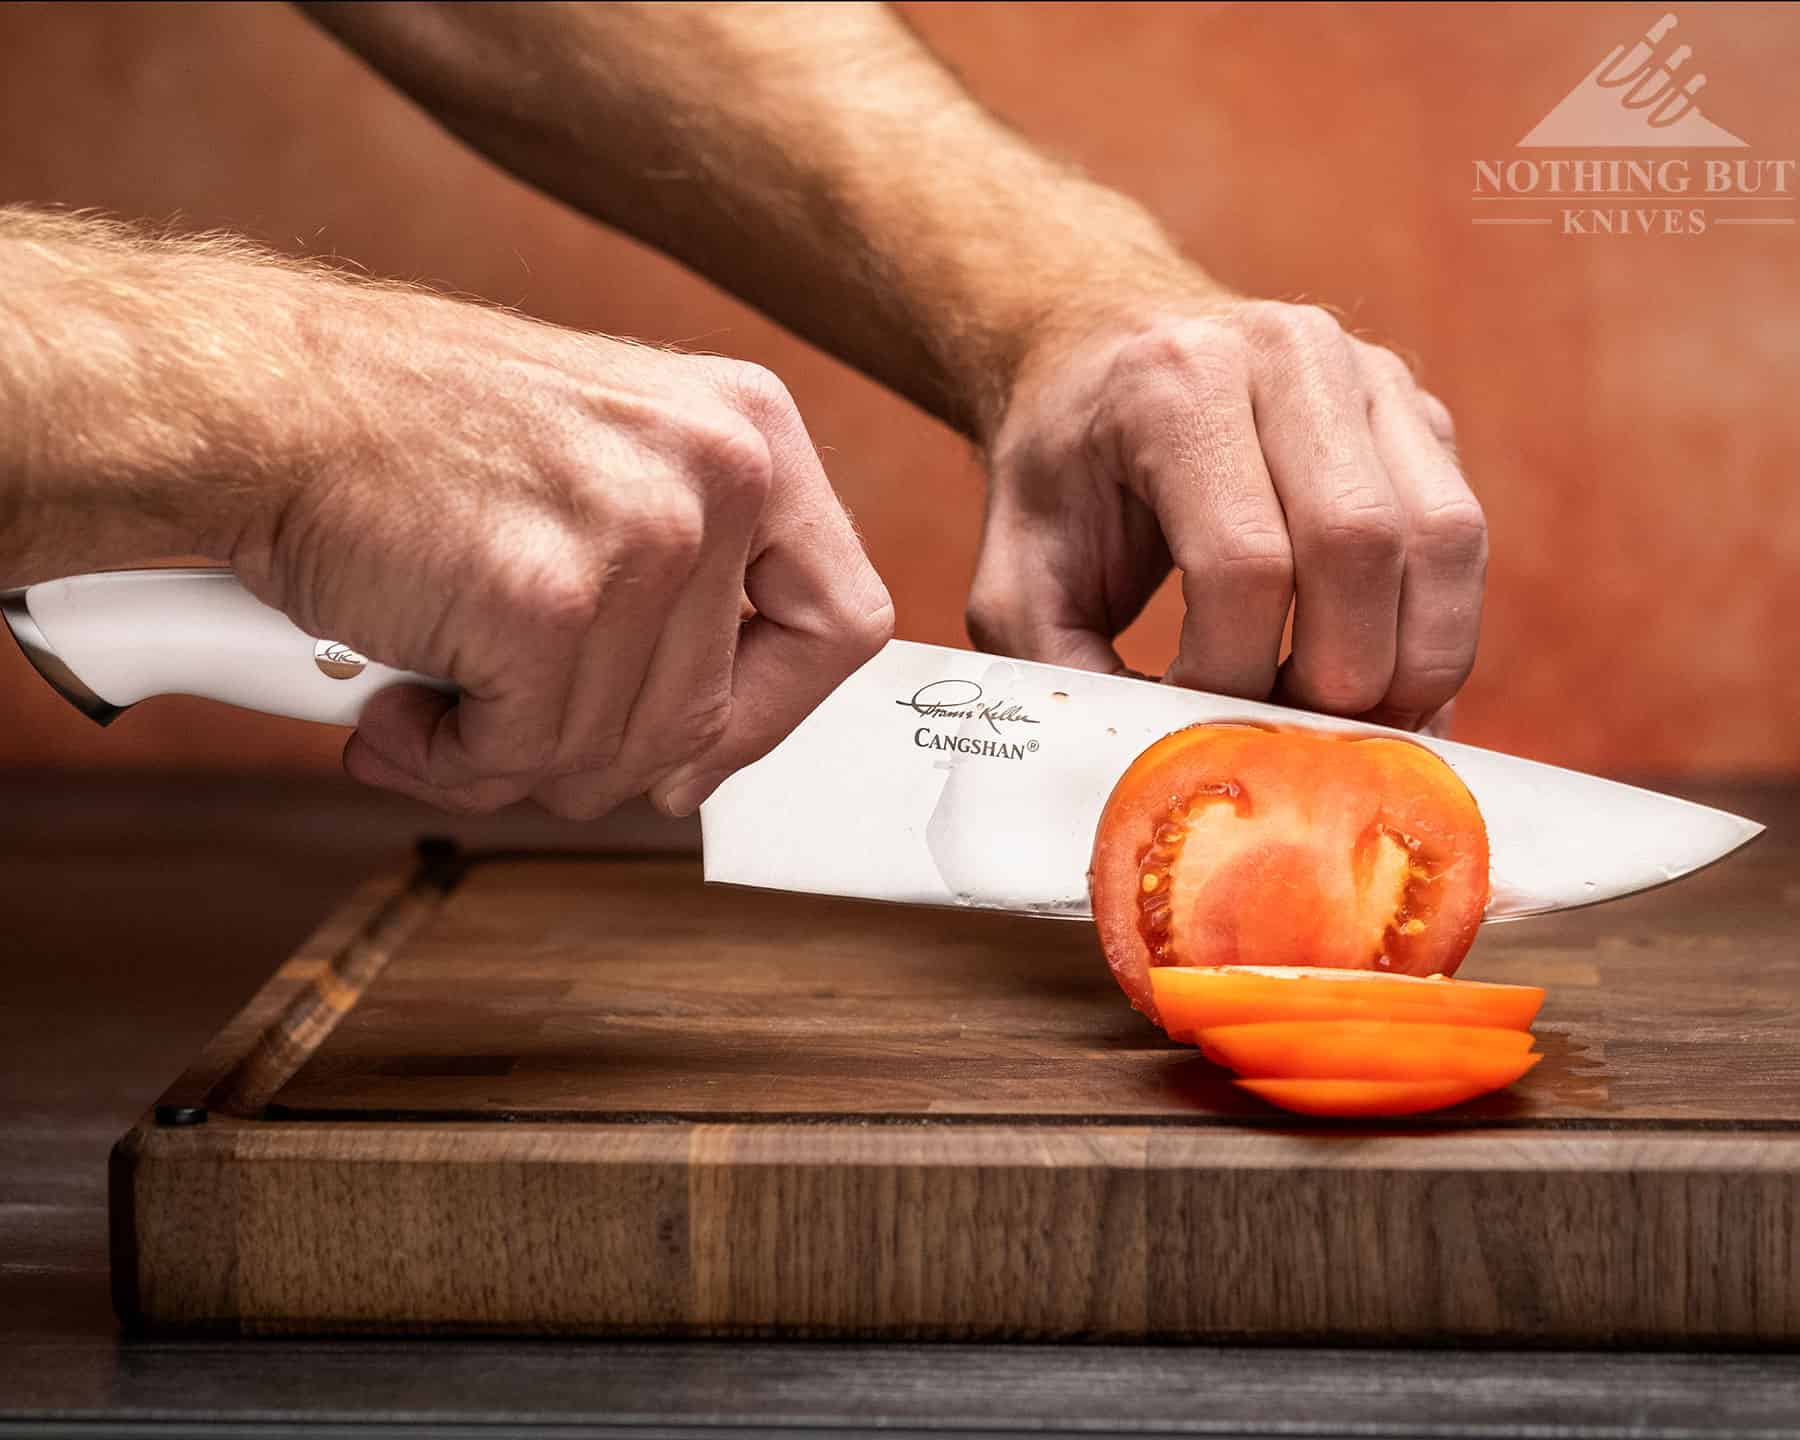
[0, 2, 1795, 777]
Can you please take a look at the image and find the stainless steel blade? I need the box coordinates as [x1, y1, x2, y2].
[700, 641, 1762, 920]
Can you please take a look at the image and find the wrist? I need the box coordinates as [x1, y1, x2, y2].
[195, 267, 423, 570]
[935, 167, 1226, 448]
[975, 256, 1237, 455]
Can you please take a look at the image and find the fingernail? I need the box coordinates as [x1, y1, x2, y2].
[658, 771, 725, 819]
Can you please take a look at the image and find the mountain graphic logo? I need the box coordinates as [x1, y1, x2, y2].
[1520, 12, 1747, 148]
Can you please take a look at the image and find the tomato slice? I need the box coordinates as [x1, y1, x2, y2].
[1237, 1064, 1539, 1118]
[1090, 724, 1491, 1020]
[1199, 1020, 1534, 1082]
[1150, 966, 1544, 1040]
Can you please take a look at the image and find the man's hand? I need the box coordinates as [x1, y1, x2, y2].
[233, 304, 893, 819]
[302, 4, 1485, 727]
[968, 298, 1485, 730]
[0, 209, 892, 818]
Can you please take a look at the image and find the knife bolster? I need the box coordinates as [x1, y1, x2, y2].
[1, 585, 124, 726]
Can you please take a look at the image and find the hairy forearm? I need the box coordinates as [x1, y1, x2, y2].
[0, 208, 329, 583]
[302, 1, 1194, 440]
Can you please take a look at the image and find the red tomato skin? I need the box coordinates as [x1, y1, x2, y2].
[1149, 966, 1545, 1038]
[1237, 1064, 1538, 1118]
[1199, 1021, 1537, 1083]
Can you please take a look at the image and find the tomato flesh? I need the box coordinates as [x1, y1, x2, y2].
[1150, 965, 1544, 1040]
[1199, 1020, 1535, 1083]
[1091, 724, 1491, 1020]
[1236, 1070, 1538, 1118]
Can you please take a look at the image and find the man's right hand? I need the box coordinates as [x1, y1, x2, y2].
[226, 291, 893, 820]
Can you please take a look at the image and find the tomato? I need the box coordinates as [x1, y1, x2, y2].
[1198, 1020, 1534, 1083]
[1090, 724, 1491, 1021]
[1150, 966, 1544, 1040]
[1236, 1067, 1538, 1118]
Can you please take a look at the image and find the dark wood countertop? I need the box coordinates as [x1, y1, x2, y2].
[4, 771, 1798, 1434]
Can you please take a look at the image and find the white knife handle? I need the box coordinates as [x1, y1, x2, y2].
[1, 568, 452, 727]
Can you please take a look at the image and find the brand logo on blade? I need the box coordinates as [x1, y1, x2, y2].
[898, 679, 1041, 761]
[313, 640, 368, 681]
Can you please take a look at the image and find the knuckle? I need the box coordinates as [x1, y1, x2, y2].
[1115, 327, 1188, 377]
[554, 716, 630, 778]
[964, 579, 1018, 654]
[855, 589, 898, 655]
[1120, 319, 1250, 388]
[494, 549, 604, 636]
[1084, 389, 1136, 472]
[427, 719, 558, 791]
[431, 784, 508, 819]
[724, 359, 788, 407]
[1412, 496, 1489, 570]
[504, 735, 561, 782]
[668, 694, 734, 766]
[638, 704, 735, 801]
[1357, 341, 1416, 394]
[624, 488, 707, 574]
[1286, 646, 1396, 715]
[964, 606, 1004, 655]
[1398, 650, 1477, 701]
[964, 602, 1002, 653]
[684, 413, 774, 507]
[1208, 530, 1295, 593]
[835, 580, 896, 666]
[535, 781, 618, 824]
[531, 571, 605, 634]
[1418, 390, 1458, 446]
[1260, 301, 1347, 351]
[1307, 670, 1390, 716]
[544, 798, 606, 823]
[720, 360, 805, 432]
[1315, 499, 1406, 573]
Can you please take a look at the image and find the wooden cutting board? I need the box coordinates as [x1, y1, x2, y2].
[113, 834, 1800, 1341]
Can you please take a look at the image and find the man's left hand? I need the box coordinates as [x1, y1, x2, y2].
[967, 296, 1486, 732]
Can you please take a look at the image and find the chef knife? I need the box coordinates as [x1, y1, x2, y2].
[4, 567, 1762, 921]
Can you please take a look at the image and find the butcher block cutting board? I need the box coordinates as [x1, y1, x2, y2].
[113, 836, 1800, 1342]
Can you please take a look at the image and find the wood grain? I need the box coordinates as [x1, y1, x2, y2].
[30, 773, 1797, 1431]
[112, 824, 1800, 1342]
[261, 844, 1800, 1124]
[203, 845, 463, 1118]
[118, 1116, 1800, 1342]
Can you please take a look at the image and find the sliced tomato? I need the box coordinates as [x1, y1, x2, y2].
[1237, 1064, 1539, 1118]
[1150, 966, 1544, 1040]
[1090, 724, 1490, 1020]
[1199, 1020, 1534, 1082]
